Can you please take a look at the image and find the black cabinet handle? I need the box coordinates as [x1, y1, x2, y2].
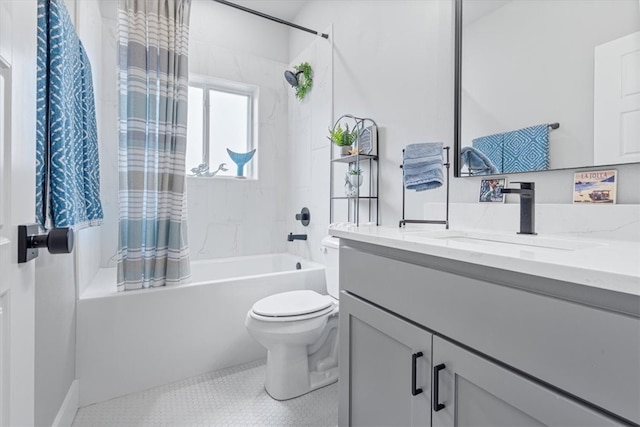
[433, 363, 446, 411]
[411, 352, 423, 396]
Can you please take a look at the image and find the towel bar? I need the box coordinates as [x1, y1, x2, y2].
[399, 146, 450, 228]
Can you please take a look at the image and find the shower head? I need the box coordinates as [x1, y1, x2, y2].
[284, 70, 303, 87]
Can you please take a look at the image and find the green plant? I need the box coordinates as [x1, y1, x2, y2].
[348, 168, 362, 175]
[328, 123, 357, 147]
[294, 62, 313, 100]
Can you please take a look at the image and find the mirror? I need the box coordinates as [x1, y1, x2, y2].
[454, 0, 640, 177]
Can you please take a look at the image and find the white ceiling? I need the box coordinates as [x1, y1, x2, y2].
[463, 0, 511, 26]
[99, 1, 309, 24]
[97, 1, 512, 30]
[230, 0, 309, 22]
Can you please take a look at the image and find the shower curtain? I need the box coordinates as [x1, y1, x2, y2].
[117, 0, 192, 291]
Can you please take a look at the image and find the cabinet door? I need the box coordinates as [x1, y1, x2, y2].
[432, 336, 622, 426]
[339, 292, 432, 427]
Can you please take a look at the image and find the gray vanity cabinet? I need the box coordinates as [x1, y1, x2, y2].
[339, 291, 622, 427]
[339, 291, 432, 426]
[431, 336, 620, 426]
[338, 239, 636, 426]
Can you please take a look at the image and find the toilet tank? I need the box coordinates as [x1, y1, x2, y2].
[321, 236, 340, 299]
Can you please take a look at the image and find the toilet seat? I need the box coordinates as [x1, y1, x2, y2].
[250, 290, 336, 322]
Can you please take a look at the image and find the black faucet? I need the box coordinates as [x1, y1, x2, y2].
[287, 233, 308, 242]
[501, 182, 536, 235]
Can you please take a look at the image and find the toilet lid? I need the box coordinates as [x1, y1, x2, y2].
[252, 290, 333, 317]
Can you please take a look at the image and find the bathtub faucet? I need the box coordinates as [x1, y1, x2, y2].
[287, 233, 307, 242]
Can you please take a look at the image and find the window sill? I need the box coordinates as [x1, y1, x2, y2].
[187, 175, 257, 181]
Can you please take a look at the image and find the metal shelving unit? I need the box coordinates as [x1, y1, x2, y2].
[329, 116, 379, 226]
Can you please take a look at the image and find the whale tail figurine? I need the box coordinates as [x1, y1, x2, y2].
[226, 148, 256, 177]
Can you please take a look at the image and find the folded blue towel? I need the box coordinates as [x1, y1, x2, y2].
[403, 142, 444, 191]
[404, 142, 444, 160]
[461, 146, 500, 175]
[403, 156, 443, 169]
[502, 124, 549, 173]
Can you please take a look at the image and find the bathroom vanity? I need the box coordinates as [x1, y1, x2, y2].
[331, 225, 640, 426]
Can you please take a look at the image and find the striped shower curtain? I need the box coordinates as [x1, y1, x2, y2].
[117, 0, 192, 291]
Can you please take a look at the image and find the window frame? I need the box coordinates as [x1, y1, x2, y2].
[187, 74, 258, 179]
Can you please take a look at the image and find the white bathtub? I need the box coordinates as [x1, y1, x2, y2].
[77, 253, 326, 406]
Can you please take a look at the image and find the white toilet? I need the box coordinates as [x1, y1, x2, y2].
[245, 236, 340, 400]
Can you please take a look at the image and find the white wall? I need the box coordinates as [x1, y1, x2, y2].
[96, 6, 119, 270]
[34, 252, 76, 426]
[187, 1, 290, 259]
[285, 28, 333, 262]
[33, 1, 105, 425]
[291, 0, 454, 226]
[462, 0, 640, 170]
[190, 0, 289, 64]
[291, 0, 640, 230]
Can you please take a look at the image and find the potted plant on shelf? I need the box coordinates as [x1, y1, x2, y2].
[348, 168, 363, 187]
[328, 123, 357, 156]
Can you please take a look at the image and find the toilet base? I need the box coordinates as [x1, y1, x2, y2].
[263, 316, 339, 401]
[265, 355, 339, 401]
[309, 366, 339, 392]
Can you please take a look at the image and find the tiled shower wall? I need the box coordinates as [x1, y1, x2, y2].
[286, 31, 333, 263]
[186, 42, 289, 259]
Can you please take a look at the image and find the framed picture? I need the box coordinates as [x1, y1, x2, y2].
[573, 170, 617, 204]
[358, 125, 377, 155]
[479, 178, 506, 203]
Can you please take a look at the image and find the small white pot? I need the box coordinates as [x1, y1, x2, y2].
[348, 174, 363, 187]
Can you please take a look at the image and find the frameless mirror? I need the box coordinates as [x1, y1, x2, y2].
[453, 0, 640, 177]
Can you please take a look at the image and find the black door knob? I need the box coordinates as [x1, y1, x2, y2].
[18, 225, 75, 263]
[47, 228, 74, 254]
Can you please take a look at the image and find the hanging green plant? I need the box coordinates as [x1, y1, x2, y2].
[293, 62, 313, 100]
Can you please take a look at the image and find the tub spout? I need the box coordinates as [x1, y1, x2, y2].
[287, 233, 307, 242]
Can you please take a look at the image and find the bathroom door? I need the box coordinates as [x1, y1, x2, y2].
[594, 31, 640, 165]
[0, 1, 38, 426]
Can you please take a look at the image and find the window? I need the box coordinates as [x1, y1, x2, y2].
[186, 77, 257, 178]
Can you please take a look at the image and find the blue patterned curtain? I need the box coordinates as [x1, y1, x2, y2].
[36, 0, 103, 230]
[117, 0, 192, 291]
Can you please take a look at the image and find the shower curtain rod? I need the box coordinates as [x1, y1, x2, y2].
[211, 0, 329, 39]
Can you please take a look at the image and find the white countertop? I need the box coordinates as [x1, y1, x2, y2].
[329, 224, 640, 297]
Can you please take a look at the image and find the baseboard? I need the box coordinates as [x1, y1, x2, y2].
[52, 379, 79, 427]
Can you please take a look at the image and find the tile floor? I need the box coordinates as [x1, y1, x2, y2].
[72, 359, 338, 426]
